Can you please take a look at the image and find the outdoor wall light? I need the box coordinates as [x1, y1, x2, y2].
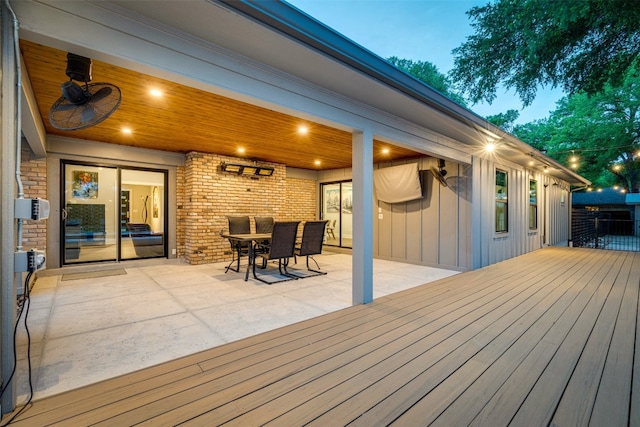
[220, 162, 274, 177]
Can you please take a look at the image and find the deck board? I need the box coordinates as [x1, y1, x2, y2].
[467, 249, 617, 426]
[3, 247, 639, 427]
[509, 249, 627, 426]
[589, 252, 640, 426]
[551, 251, 634, 425]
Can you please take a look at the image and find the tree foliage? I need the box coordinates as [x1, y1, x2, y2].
[485, 109, 520, 132]
[387, 56, 467, 106]
[513, 66, 640, 191]
[451, 0, 640, 106]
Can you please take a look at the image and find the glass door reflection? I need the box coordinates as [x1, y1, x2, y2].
[63, 164, 118, 264]
[321, 181, 352, 248]
[120, 169, 166, 260]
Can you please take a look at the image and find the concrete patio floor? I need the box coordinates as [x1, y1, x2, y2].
[14, 252, 459, 403]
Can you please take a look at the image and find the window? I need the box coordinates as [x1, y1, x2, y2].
[529, 180, 538, 229]
[495, 170, 508, 232]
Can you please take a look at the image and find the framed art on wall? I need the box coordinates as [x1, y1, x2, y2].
[72, 170, 98, 199]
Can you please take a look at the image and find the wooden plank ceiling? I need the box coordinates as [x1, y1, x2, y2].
[20, 40, 424, 170]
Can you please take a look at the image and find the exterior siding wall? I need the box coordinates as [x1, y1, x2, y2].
[19, 141, 47, 251]
[319, 157, 472, 271]
[184, 152, 317, 264]
[472, 156, 570, 268]
[375, 157, 471, 271]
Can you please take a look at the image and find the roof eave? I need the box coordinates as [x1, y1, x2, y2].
[218, 0, 590, 186]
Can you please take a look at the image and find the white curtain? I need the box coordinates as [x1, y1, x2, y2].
[373, 163, 422, 203]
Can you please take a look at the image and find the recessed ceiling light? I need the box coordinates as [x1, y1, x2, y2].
[298, 125, 309, 135]
[238, 147, 245, 154]
[381, 148, 390, 155]
[314, 160, 321, 166]
[149, 89, 163, 97]
[485, 143, 496, 152]
[122, 127, 132, 134]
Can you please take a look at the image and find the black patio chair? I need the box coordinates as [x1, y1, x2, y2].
[224, 216, 251, 273]
[252, 221, 300, 284]
[254, 216, 275, 267]
[254, 216, 274, 234]
[290, 220, 328, 277]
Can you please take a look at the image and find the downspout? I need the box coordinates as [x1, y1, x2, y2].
[6, 0, 23, 244]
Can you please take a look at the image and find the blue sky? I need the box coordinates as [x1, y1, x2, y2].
[287, 0, 564, 125]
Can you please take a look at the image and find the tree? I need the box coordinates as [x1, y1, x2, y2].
[451, 0, 640, 107]
[513, 66, 640, 192]
[387, 57, 467, 106]
[485, 109, 520, 132]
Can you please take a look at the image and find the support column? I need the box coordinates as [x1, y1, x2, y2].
[471, 155, 483, 269]
[351, 129, 374, 304]
[1, 2, 18, 413]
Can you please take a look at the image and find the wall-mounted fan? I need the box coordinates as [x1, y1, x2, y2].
[430, 158, 448, 187]
[49, 53, 121, 130]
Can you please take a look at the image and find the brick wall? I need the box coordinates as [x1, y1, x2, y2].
[17, 145, 315, 265]
[285, 177, 318, 221]
[183, 152, 317, 264]
[20, 142, 47, 251]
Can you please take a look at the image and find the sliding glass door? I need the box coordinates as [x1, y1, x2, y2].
[321, 181, 352, 248]
[62, 161, 166, 264]
[120, 169, 166, 260]
[63, 163, 118, 263]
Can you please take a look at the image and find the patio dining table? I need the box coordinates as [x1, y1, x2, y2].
[221, 233, 271, 281]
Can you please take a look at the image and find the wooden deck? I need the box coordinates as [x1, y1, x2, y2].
[4, 246, 640, 426]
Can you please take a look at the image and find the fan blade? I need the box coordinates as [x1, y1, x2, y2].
[81, 104, 96, 123]
[55, 103, 80, 111]
[90, 86, 112, 102]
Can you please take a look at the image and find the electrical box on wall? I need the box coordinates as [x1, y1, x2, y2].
[15, 249, 46, 272]
[15, 198, 50, 220]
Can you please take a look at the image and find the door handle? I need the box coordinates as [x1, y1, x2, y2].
[62, 208, 68, 221]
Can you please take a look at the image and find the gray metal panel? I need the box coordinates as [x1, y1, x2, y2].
[377, 201, 392, 258]
[391, 203, 407, 259]
[458, 164, 473, 269]
[406, 199, 422, 263]
[439, 169, 459, 267]
[421, 161, 439, 265]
